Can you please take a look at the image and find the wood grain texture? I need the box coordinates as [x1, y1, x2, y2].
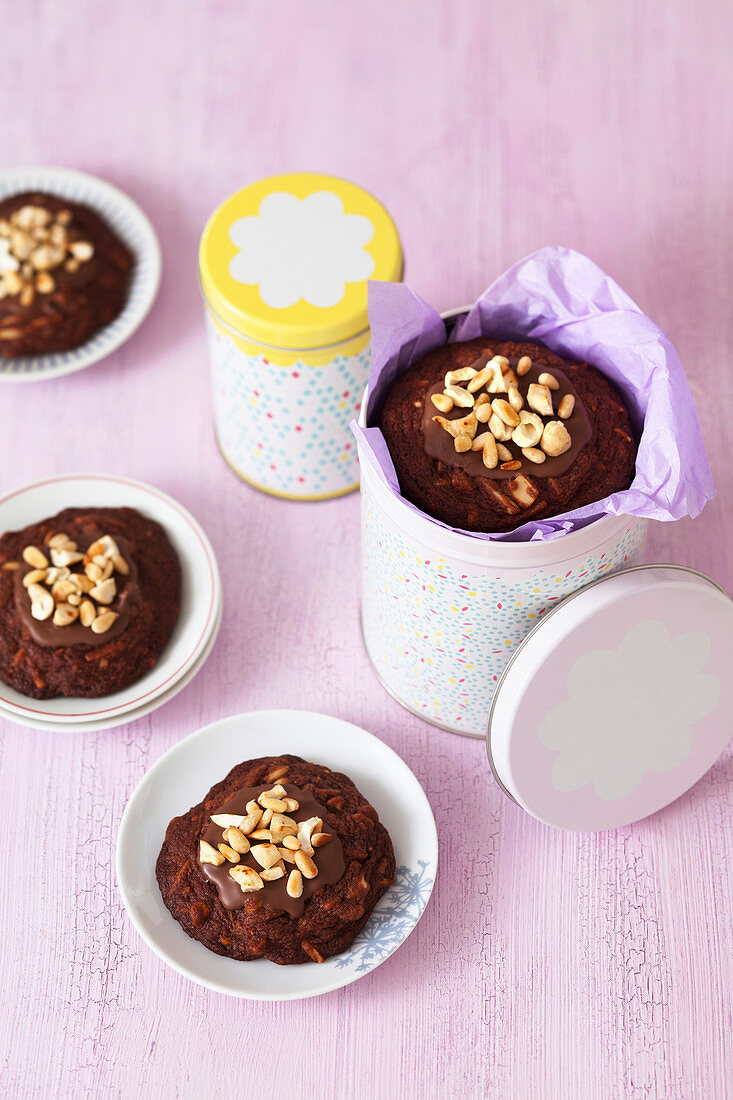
[1, 1, 732, 1097]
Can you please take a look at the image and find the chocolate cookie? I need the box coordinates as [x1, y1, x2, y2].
[156, 755, 396, 965]
[379, 338, 637, 532]
[0, 507, 180, 699]
[0, 193, 133, 356]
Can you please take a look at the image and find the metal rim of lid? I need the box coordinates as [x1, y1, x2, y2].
[484, 562, 730, 808]
[199, 274, 370, 355]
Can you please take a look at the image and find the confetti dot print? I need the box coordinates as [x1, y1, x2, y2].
[208, 315, 368, 498]
[361, 487, 646, 737]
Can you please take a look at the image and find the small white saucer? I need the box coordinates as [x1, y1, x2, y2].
[0, 601, 222, 732]
[0, 474, 221, 726]
[117, 711, 438, 1001]
[0, 167, 161, 382]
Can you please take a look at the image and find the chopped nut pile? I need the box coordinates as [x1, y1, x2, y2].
[0, 204, 94, 305]
[199, 783, 333, 900]
[18, 532, 128, 634]
[431, 354, 575, 473]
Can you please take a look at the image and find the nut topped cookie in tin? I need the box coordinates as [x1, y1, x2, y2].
[0, 192, 133, 356]
[156, 755, 396, 965]
[380, 338, 637, 532]
[0, 507, 180, 698]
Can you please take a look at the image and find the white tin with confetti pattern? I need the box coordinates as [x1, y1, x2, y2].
[358, 429, 647, 739]
[199, 174, 402, 500]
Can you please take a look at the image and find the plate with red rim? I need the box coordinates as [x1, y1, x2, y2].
[116, 710, 438, 1001]
[0, 473, 221, 725]
[0, 599, 222, 732]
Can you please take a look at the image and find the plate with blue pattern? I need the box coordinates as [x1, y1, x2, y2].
[117, 710, 438, 1000]
[0, 167, 161, 382]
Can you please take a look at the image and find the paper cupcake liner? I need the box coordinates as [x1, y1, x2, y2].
[352, 246, 714, 542]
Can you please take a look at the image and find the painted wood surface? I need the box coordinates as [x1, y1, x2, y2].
[1, 2, 731, 1097]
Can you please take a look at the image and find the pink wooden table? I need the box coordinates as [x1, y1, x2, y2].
[2, 2, 732, 1097]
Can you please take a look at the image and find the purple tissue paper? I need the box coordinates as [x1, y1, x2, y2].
[351, 246, 714, 542]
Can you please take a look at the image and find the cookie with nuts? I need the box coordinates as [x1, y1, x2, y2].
[380, 338, 637, 532]
[0, 507, 180, 698]
[0, 192, 132, 357]
[156, 755, 396, 965]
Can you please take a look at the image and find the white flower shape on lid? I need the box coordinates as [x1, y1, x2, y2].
[539, 619, 720, 802]
[228, 190, 375, 309]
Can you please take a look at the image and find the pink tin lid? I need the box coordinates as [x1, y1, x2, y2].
[486, 564, 733, 831]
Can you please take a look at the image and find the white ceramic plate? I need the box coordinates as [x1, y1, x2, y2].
[0, 600, 222, 732]
[117, 711, 438, 1001]
[0, 474, 221, 722]
[0, 167, 161, 382]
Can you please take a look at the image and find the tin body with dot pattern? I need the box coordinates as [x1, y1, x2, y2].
[199, 173, 403, 500]
[358, 412, 647, 738]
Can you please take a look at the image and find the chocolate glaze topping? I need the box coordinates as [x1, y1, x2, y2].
[13, 529, 140, 648]
[201, 783, 346, 919]
[422, 355, 592, 480]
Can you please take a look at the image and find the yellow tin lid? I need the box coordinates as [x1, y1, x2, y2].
[199, 173, 403, 350]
